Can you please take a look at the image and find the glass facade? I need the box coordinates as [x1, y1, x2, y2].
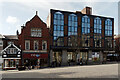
[53, 12, 64, 46]
[94, 17, 102, 47]
[105, 19, 112, 36]
[82, 16, 90, 47]
[68, 14, 78, 46]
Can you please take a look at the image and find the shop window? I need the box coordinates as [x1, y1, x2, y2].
[42, 41, 47, 50]
[25, 40, 30, 50]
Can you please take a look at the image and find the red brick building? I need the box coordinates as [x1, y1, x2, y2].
[18, 12, 50, 68]
[47, 7, 114, 66]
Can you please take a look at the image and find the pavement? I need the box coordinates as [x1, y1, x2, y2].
[0, 63, 119, 78]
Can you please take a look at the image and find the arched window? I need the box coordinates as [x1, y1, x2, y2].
[82, 16, 90, 34]
[94, 17, 102, 47]
[94, 17, 102, 34]
[68, 14, 77, 36]
[105, 19, 112, 36]
[81, 16, 90, 47]
[53, 12, 64, 46]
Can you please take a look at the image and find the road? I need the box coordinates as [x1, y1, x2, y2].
[0, 64, 118, 78]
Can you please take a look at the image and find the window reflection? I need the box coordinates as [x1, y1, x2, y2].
[53, 12, 64, 46]
[105, 19, 112, 36]
[82, 16, 90, 47]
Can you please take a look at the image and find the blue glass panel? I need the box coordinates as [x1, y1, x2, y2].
[88, 29, 90, 33]
[88, 18, 90, 23]
[82, 28, 84, 33]
[54, 14, 56, 19]
[54, 20, 56, 24]
[88, 24, 90, 28]
[72, 16, 74, 21]
[75, 22, 77, 26]
[82, 23, 84, 27]
[94, 19, 96, 24]
[57, 26, 60, 30]
[58, 15, 60, 19]
[72, 22, 74, 26]
[61, 15, 64, 20]
[75, 27, 77, 31]
[54, 31, 56, 36]
[61, 21, 64, 25]
[85, 18, 87, 23]
[72, 27, 74, 31]
[82, 17, 84, 22]
[54, 25, 57, 31]
[75, 16, 77, 21]
[61, 32, 64, 36]
[61, 26, 64, 31]
[94, 29, 96, 33]
[100, 20, 102, 24]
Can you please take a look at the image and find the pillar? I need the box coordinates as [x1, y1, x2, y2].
[99, 51, 103, 64]
[87, 50, 93, 64]
[61, 50, 68, 66]
[50, 50, 53, 65]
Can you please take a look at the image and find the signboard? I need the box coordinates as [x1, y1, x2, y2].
[23, 53, 48, 59]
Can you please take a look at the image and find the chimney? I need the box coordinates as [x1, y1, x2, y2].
[81, 6, 92, 15]
[36, 11, 38, 15]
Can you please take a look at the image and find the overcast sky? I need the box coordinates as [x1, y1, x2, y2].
[0, 0, 119, 35]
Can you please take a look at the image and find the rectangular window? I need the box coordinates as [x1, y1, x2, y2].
[42, 41, 47, 50]
[0, 41, 3, 46]
[31, 28, 42, 37]
[34, 41, 39, 50]
[25, 40, 30, 50]
[8, 41, 14, 45]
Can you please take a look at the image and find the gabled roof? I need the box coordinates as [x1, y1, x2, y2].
[1, 43, 21, 54]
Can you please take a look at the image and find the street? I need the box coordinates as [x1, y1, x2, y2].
[1, 64, 118, 78]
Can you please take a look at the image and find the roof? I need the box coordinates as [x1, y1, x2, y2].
[0, 34, 5, 39]
[3, 35, 18, 40]
[114, 34, 120, 38]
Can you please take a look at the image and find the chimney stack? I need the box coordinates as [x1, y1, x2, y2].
[36, 11, 38, 15]
[81, 6, 92, 15]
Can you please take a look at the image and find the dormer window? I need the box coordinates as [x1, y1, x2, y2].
[31, 28, 42, 37]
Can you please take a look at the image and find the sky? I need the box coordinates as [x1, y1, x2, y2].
[0, 0, 119, 35]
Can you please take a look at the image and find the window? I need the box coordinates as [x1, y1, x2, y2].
[8, 41, 14, 45]
[94, 17, 102, 34]
[81, 16, 90, 47]
[34, 41, 38, 50]
[7, 48, 17, 54]
[53, 12, 64, 46]
[94, 17, 102, 47]
[25, 40, 30, 50]
[68, 14, 78, 36]
[105, 37, 112, 48]
[31, 28, 42, 37]
[42, 41, 47, 50]
[0, 41, 3, 46]
[82, 16, 90, 34]
[105, 19, 112, 36]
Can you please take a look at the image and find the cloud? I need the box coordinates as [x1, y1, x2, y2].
[6, 16, 19, 24]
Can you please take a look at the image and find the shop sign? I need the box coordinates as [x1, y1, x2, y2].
[31, 54, 40, 58]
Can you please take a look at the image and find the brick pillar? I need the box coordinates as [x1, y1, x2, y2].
[61, 50, 68, 66]
[90, 18, 93, 47]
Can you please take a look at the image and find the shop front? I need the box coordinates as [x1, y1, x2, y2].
[3, 59, 21, 69]
[23, 53, 48, 68]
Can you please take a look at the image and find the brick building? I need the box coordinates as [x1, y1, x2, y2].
[18, 12, 49, 68]
[1, 35, 21, 70]
[47, 7, 114, 66]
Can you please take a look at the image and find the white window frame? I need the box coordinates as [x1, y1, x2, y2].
[25, 40, 30, 50]
[31, 28, 42, 37]
[42, 41, 47, 50]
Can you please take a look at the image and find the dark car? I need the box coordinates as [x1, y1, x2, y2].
[18, 65, 26, 71]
